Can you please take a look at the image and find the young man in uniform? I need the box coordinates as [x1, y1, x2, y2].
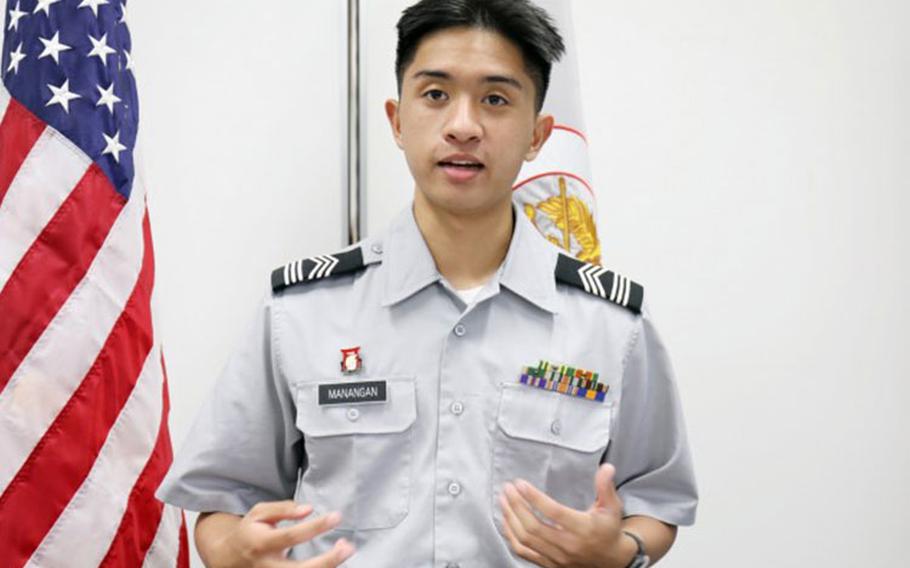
[158, 1, 698, 566]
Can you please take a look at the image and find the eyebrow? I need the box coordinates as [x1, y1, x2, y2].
[411, 69, 523, 90]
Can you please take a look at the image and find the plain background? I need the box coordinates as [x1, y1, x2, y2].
[5, 0, 908, 565]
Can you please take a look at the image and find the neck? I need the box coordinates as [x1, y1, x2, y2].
[412, 192, 514, 290]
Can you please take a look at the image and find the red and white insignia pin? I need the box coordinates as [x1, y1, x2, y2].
[340, 346, 362, 374]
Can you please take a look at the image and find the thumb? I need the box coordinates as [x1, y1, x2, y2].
[594, 463, 620, 510]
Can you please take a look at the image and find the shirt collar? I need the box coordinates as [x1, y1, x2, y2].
[379, 206, 442, 307]
[498, 203, 560, 314]
[379, 202, 560, 314]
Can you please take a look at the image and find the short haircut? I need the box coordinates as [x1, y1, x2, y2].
[395, 0, 565, 112]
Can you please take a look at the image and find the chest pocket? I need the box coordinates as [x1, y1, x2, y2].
[492, 383, 613, 530]
[295, 377, 416, 531]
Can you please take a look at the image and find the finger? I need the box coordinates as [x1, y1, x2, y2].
[501, 484, 569, 564]
[258, 511, 344, 554]
[249, 501, 315, 524]
[500, 496, 557, 568]
[295, 538, 356, 568]
[593, 463, 622, 510]
[514, 478, 587, 532]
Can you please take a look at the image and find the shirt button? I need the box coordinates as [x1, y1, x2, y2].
[346, 408, 360, 422]
[450, 401, 464, 415]
[447, 481, 462, 497]
[371, 242, 383, 254]
[453, 323, 466, 337]
[550, 419, 562, 435]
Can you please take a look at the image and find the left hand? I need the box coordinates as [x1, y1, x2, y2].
[499, 463, 636, 568]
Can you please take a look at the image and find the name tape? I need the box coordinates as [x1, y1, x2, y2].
[318, 380, 387, 405]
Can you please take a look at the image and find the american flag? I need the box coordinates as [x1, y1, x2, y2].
[0, 1, 189, 566]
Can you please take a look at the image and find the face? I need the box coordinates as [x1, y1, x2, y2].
[386, 27, 553, 218]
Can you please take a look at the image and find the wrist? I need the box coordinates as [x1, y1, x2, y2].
[620, 530, 650, 568]
[601, 530, 638, 568]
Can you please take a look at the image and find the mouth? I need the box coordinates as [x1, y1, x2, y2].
[439, 160, 484, 183]
[437, 155, 485, 183]
[437, 159, 485, 170]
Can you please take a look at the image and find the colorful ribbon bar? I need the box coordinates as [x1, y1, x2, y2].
[519, 362, 608, 403]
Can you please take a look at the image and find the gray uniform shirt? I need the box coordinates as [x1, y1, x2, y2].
[158, 204, 698, 567]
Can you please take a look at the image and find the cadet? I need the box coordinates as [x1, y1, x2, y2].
[158, 1, 698, 566]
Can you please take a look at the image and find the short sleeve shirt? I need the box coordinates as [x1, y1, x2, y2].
[157, 204, 698, 567]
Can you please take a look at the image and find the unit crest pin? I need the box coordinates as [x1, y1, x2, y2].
[340, 347, 363, 374]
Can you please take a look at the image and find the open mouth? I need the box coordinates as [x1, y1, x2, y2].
[437, 160, 484, 170]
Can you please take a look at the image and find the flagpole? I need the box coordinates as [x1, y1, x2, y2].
[345, 0, 362, 245]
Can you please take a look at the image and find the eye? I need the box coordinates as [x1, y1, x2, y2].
[423, 89, 448, 102]
[484, 94, 509, 106]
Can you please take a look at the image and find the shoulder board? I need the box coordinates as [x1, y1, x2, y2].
[554, 254, 644, 314]
[271, 246, 366, 293]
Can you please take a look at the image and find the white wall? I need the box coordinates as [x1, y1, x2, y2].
[4, 1, 907, 566]
[571, 2, 909, 565]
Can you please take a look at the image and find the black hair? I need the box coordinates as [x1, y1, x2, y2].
[395, 0, 565, 112]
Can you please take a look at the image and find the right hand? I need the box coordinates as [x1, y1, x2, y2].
[210, 500, 355, 568]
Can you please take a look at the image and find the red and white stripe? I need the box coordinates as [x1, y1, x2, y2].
[0, 85, 188, 566]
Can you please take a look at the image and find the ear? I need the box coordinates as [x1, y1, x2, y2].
[524, 113, 554, 162]
[385, 98, 404, 149]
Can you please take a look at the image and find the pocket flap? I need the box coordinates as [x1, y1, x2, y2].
[296, 378, 417, 437]
[496, 384, 612, 453]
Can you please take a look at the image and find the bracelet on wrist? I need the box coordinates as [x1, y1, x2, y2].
[621, 530, 650, 568]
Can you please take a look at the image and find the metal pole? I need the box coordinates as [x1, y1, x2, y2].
[346, 0, 362, 245]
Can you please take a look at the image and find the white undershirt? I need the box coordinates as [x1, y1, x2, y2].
[445, 263, 504, 306]
[453, 284, 485, 305]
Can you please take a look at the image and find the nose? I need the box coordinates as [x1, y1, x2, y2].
[443, 97, 482, 145]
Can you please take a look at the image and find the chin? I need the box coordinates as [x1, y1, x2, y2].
[419, 186, 511, 218]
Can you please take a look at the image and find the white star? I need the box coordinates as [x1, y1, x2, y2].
[46, 79, 82, 113]
[102, 131, 127, 162]
[7, 42, 26, 75]
[38, 31, 72, 64]
[33, 0, 62, 16]
[77, 0, 109, 17]
[95, 82, 122, 113]
[87, 33, 116, 63]
[119, 2, 128, 24]
[123, 49, 133, 71]
[7, 1, 27, 31]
